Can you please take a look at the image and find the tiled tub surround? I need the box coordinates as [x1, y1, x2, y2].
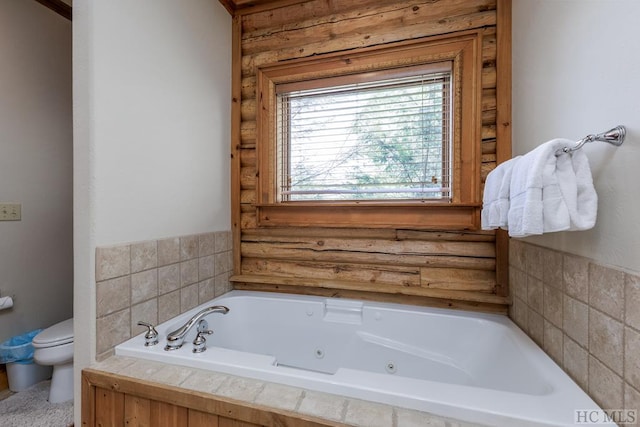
[89, 355, 483, 427]
[509, 239, 640, 421]
[95, 231, 233, 360]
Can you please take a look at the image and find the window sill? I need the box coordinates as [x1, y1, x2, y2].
[256, 203, 481, 230]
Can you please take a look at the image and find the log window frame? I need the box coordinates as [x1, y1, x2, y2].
[256, 31, 482, 230]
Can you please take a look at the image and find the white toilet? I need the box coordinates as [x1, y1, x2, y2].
[32, 318, 74, 403]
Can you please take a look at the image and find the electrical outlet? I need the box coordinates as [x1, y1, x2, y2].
[0, 203, 21, 221]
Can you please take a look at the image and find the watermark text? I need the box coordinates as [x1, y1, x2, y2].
[575, 409, 637, 424]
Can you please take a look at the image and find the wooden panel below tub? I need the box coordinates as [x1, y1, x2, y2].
[82, 369, 341, 427]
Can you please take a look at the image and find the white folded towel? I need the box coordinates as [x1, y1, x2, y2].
[507, 138, 597, 237]
[481, 156, 521, 230]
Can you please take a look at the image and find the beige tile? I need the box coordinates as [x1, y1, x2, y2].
[215, 376, 263, 401]
[199, 255, 215, 280]
[131, 299, 158, 336]
[525, 244, 544, 280]
[181, 259, 199, 286]
[527, 276, 543, 314]
[96, 309, 131, 354]
[344, 399, 393, 427]
[394, 408, 457, 427]
[215, 231, 232, 253]
[589, 355, 623, 410]
[225, 231, 233, 251]
[563, 336, 588, 391]
[96, 245, 130, 281]
[158, 290, 181, 323]
[543, 320, 563, 365]
[158, 264, 180, 295]
[149, 364, 194, 387]
[625, 327, 640, 391]
[563, 295, 589, 348]
[511, 296, 528, 331]
[96, 276, 131, 317]
[157, 237, 180, 266]
[590, 308, 624, 375]
[541, 247, 563, 289]
[93, 356, 137, 374]
[441, 416, 483, 427]
[180, 235, 199, 260]
[181, 283, 199, 312]
[509, 239, 526, 271]
[528, 308, 544, 346]
[214, 273, 231, 297]
[254, 383, 303, 411]
[180, 370, 228, 393]
[509, 267, 527, 301]
[199, 232, 216, 257]
[131, 240, 157, 273]
[120, 359, 164, 380]
[96, 350, 115, 362]
[625, 273, 640, 331]
[624, 383, 640, 426]
[131, 269, 157, 304]
[298, 391, 346, 422]
[227, 231, 233, 250]
[563, 253, 589, 303]
[226, 251, 233, 274]
[589, 262, 625, 321]
[199, 278, 215, 303]
[543, 285, 563, 328]
[215, 253, 231, 276]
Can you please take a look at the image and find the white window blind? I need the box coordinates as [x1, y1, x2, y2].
[276, 66, 452, 202]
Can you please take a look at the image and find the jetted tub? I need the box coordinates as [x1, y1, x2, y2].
[116, 291, 607, 426]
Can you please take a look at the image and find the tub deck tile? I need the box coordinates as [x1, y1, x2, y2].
[297, 390, 347, 422]
[396, 408, 448, 427]
[121, 359, 166, 379]
[395, 407, 488, 427]
[344, 398, 393, 427]
[94, 355, 138, 374]
[179, 369, 228, 394]
[216, 376, 265, 402]
[253, 382, 304, 411]
[90, 356, 485, 427]
[149, 364, 196, 387]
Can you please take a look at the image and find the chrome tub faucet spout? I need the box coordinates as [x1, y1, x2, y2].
[164, 305, 229, 351]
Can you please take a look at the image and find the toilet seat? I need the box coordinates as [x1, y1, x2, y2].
[33, 318, 73, 348]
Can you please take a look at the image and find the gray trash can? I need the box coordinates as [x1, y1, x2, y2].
[0, 329, 52, 392]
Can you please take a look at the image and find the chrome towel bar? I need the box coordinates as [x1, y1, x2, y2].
[555, 125, 626, 156]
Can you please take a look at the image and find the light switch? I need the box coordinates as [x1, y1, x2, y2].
[0, 203, 21, 221]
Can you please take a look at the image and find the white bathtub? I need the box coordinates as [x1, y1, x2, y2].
[116, 291, 607, 426]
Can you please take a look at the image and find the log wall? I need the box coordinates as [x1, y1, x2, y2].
[230, 0, 511, 313]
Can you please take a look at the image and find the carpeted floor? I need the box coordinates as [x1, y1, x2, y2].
[0, 381, 73, 427]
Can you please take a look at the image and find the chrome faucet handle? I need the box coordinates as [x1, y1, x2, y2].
[164, 305, 229, 351]
[192, 329, 213, 353]
[137, 321, 159, 347]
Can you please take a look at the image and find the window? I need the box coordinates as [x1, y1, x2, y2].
[277, 63, 452, 202]
[256, 32, 482, 229]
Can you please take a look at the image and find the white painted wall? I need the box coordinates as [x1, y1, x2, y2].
[91, 2, 232, 245]
[0, 1, 73, 342]
[73, 0, 231, 421]
[512, 0, 640, 274]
